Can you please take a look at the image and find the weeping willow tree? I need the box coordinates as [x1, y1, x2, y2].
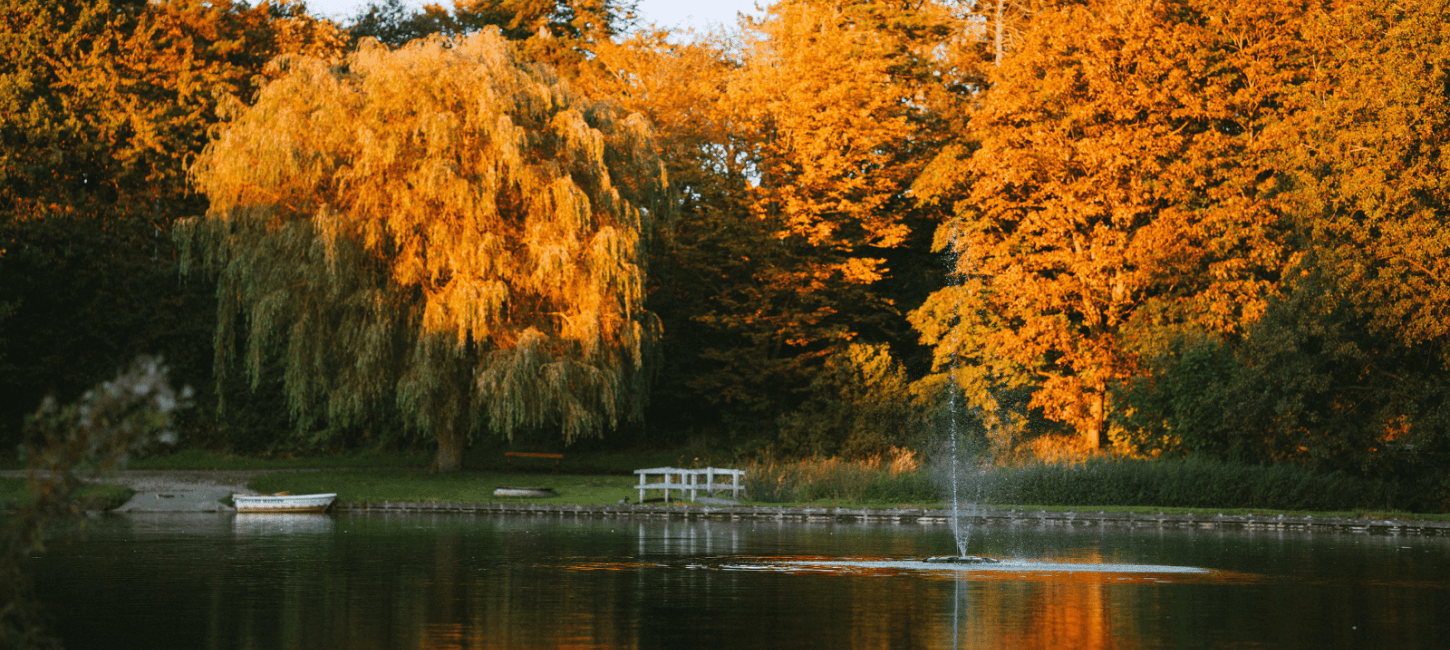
[179, 30, 672, 471]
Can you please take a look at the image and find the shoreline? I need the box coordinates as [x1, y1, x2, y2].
[339, 500, 1450, 537]
[9, 469, 1448, 536]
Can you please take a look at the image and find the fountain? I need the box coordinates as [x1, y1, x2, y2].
[929, 369, 1009, 564]
[923, 555, 999, 564]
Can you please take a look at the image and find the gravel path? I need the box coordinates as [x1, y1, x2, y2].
[0, 469, 318, 512]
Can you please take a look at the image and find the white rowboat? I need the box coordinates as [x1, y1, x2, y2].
[232, 493, 336, 513]
[493, 486, 556, 497]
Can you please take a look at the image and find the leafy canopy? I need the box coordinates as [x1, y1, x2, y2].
[911, 0, 1303, 447]
[183, 30, 672, 470]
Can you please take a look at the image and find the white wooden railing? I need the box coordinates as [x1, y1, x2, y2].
[633, 467, 746, 503]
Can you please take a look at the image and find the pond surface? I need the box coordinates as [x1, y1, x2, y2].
[29, 512, 1450, 649]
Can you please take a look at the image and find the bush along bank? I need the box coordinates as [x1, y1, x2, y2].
[983, 458, 1444, 514]
[742, 455, 1446, 515]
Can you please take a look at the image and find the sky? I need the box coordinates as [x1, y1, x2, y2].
[302, 0, 770, 32]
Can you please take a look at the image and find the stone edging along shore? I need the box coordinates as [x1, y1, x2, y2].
[337, 501, 1450, 537]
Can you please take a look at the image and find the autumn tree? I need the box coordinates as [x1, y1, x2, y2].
[732, 0, 955, 288]
[182, 31, 672, 471]
[1283, 0, 1450, 357]
[579, 28, 750, 222]
[941, 0, 1045, 71]
[0, 0, 343, 219]
[565, 29, 759, 436]
[641, 0, 962, 442]
[911, 0, 1306, 449]
[0, 0, 344, 448]
[553, 4, 963, 447]
[1116, 0, 1450, 474]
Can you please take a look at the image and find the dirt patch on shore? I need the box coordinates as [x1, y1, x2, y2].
[0, 469, 328, 512]
[0, 469, 315, 495]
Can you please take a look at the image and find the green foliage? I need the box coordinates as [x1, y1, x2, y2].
[345, 0, 638, 75]
[129, 448, 434, 470]
[1116, 274, 1450, 478]
[743, 453, 934, 504]
[1115, 335, 1238, 459]
[988, 457, 1443, 513]
[346, 0, 455, 46]
[860, 470, 938, 504]
[0, 478, 134, 512]
[775, 343, 921, 458]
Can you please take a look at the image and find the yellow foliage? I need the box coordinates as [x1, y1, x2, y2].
[1283, 0, 1450, 355]
[729, 0, 959, 281]
[194, 32, 664, 352]
[1021, 433, 1104, 466]
[912, 0, 1305, 449]
[184, 30, 672, 467]
[1, 0, 345, 219]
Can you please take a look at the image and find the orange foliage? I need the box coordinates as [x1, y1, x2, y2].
[729, 0, 957, 281]
[185, 31, 672, 469]
[0, 0, 345, 220]
[577, 4, 963, 427]
[1022, 433, 1103, 466]
[579, 27, 748, 210]
[1283, 0, 1450, 354]
[913, 0, 1306, 449]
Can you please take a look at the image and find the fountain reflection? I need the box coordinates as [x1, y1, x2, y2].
[28, 514, 1450, 650]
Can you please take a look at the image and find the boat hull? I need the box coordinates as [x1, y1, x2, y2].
[493, 486, 556, 497]
[233, 493, 337, 513]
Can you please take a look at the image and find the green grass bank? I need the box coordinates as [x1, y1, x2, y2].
[8, 448, 1445, 520]
[244, 459, 1450, 521]
[0, 478, 135, 512]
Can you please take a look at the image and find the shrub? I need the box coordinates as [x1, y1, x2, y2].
[744, 447, 930, 503]
[774, 344, 921, 458]
[988, 457, 1428, 512]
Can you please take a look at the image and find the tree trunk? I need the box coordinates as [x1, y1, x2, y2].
[1085, 390, 1109, 450]
[432, 413, 466, 473]
[994, 0, 1005, 67]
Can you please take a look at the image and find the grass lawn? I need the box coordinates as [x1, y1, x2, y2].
[249, 468, 829, 508]
[249, 469, 645, 506]
[9, 446, 1446, 520]
[128, 446, 688, 475]
[245, 469, 1450, 522]
[130, 449, 436, 471]
[0, 477, 135, 511]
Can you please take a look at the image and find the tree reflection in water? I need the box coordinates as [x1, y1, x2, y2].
[28, 514, 1450, 649]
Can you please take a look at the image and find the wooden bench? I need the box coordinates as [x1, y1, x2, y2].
[633, 467, 746, 503]
[505, 452, 563, 473]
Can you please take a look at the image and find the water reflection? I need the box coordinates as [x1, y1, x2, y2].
[233, 513, 334, 536]
[29, 514, 1450, 649]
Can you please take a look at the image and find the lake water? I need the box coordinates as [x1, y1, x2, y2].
[28, 512, 1450, 649]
